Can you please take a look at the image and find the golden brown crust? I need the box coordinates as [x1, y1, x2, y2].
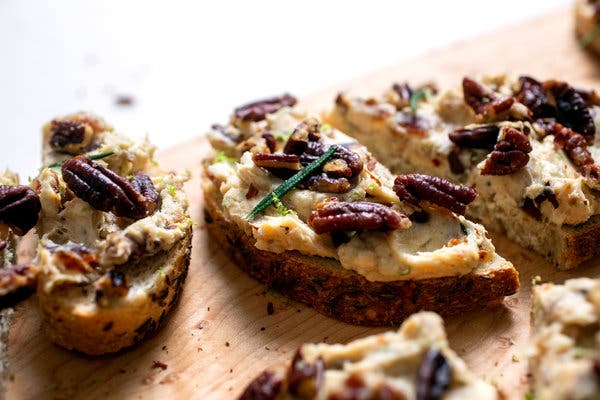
[37, 229, 191, 355]
[203, 176, 519, 326]
[562, 214, 600, 268]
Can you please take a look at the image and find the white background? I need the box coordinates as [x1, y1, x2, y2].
[0, 0, 570, 179]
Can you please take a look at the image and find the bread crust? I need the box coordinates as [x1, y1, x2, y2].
[203, 177, 519, 326]
[37, 229, 191, 355]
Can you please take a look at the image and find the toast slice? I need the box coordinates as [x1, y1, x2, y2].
[238, 312, 499, 399]
[529, 278, 600, 399]
[0, 113, 193, 355]
[327, 75, 600, 269]
[203, 97, 518, 326]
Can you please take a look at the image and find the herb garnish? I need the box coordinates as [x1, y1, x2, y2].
[273, 131, 292, 141]
[215, 151, 236, 164]
[271, 193, 296, 216]
[246, 145, 337, 220]
[410, 88, 428, 113]
[47, 151, 115, 169]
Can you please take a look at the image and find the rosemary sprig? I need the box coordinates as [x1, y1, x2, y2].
[579, 23, 600, 48]
[246, 145, 337, 220]
[47, 151, 115, 168]
[410, 88, 428, 113]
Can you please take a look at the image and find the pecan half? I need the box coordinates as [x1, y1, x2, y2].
[49, 120, 91, 153]
[131, 173, 159, 214]
[307, 200, 410, 234]
[553, 123, 600, 179]
[516, 76, 555, 119]
[545, 80, 595, 142]
[234, 94, 297, 122]
[416, 349, 451, 400]
[46, 242, 100, 273]
[0, 185, 41, 236]
[238, 370, 283, 400]
[394, 174, 476, 215]
[0, 263, 39, 309]
[448, 125, 500, 150]
[480, 127, 532, 175]
[62, 157, 158, 219]
[463, 77, 515, 121]
[287, 350, 324, 398]
[252, 153, 301, 171]
[283, 117, 322, 155]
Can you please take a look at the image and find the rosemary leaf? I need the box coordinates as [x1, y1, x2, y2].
[410, 88, 428, 113]
[47, 151, 115, 168]
[246, 145, 337, 220]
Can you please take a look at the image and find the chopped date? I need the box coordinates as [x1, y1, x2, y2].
[394, 174, 476, 215]
[480, 127, 532, 175]
[238, 370, 283, 400]
[416, 349, 451, 400]
[307, 200, 410, 234]
[544, 80, 595, 142]
[516, 76, 555, 119]
[0, 185, 41, 236]
[448, 125, 499, 150]
[62, 156, 158, 219]
[287, 350, 324, 398]
[234, 94, 297, 122]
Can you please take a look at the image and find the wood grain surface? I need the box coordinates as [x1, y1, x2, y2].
[6, 9, 600, 399]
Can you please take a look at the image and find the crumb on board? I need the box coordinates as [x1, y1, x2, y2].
[152, 361, 168, 371]
[260, 327, 265, 331]
[225, 342, 230, 347]
[197, 320, 208, 330]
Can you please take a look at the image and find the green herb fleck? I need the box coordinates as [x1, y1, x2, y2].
[482, 97, 490, 104]
[184, 217, 199, 227]
[215, 151, 236, 165]
[460, 223, 469, 236]
[367, 181, 379, 191]
[410, 88, 429, 113]
[579, 23, 600, 48]
[157, 266, 164, 277]
[525, 392, 535, 400]
[351, 191, 362, 201]
[273, 131, 292, 141]
[320, 123, 332, 132]
[151, 158, 159, 167]
[246, 146, 338, 220]
[47, 151, 115, 169]
[271, 193, 296, 216]
[512, 354, 519, 362]
[167, 185, 177, 197]
[532, 275, 542, 285]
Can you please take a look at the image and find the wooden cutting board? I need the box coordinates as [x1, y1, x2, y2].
[7, 8, 600, 399]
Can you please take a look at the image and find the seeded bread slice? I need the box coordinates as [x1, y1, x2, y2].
[202, 174, 518, 326]
[37, 229, 191, 355]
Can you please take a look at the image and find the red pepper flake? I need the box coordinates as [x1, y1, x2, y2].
[267, 301, 274, 315]
[152, 361, 168, 370]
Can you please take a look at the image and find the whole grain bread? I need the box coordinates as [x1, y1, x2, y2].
[202, 174, 519, 326]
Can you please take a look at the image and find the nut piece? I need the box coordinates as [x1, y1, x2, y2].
[62, 156, 158, 219]
[287, 350, 324, 398]
[448, 125, 500, 150]
[516, 76, 555, 119]
[95, 269, 129, 304]
[545, 80, 595, 142]
[0, 185, 41, 236]
[462, 77, 515, 121]
[394, 174, 477, 215]
[46, 242, 100, 273]
[307, 200, 410, 234]
[252, 153, 301, 171]
[480, 127, 532, 176]
[238, 370, 283, 400]
[234, 94, 297, 122]
[46, 113, 110, 154]
[416, 349, 451, 400]
[0, 263, 39, 309]
[554, 123, 600, 179]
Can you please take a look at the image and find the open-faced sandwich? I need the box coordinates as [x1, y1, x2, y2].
[0, 112, 193, 355]
[203, 95, 519, 326]
[529, 278, 600, 399]
[238, 311, 499, 400]
[328, 75, 600, 269]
